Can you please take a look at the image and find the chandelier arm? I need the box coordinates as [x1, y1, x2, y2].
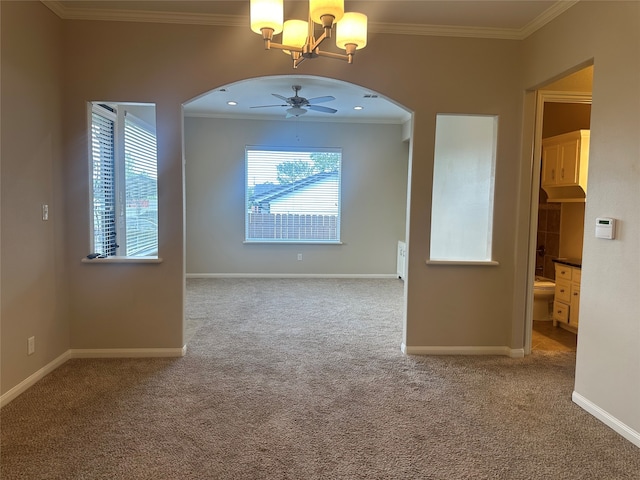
[265, 42, 304, 54]
[293, 56, 307, 69]
[316, 50, 351, 62]
[308, 29, 329, 51]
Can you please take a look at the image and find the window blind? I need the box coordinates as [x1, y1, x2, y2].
[91, 111, 117, 256]
[246, 147, 341, 243]
[124, 116, 158, 256]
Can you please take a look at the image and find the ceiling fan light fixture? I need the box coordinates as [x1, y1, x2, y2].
[250, 85, 336, 119]
[250, 0, 283, 36]
[286, 106, 307, 117]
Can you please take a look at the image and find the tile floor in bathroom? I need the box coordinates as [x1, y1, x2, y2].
[532, 320, 577, 352]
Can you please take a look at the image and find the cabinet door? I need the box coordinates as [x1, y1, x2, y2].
[558, 139, 580, 185]
[542, 144, 559, 186]
[555, 278, 572, 303]
[570, 284, 580, 327]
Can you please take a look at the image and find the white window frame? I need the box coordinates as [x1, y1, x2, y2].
[88, 102, 159, 260]
[245, 146, 342, 244]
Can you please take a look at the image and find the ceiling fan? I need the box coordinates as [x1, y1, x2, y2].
[250, 85, 337, 118]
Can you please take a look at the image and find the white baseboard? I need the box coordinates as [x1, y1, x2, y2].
[0, 350, 72, 408]
[186, 273, 399, 279]
[401, 344, 524, 358]
[572, 391, 640, 448]
[0, 346, 187, 408]
[69, 346, 187, 358]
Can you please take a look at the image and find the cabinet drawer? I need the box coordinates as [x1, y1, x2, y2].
[555, 279, 572, 303]
[555, 264, 573, 281]
[553, 301, 569, 324]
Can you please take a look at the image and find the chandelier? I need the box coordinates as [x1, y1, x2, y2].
[250, 0, 368, 69]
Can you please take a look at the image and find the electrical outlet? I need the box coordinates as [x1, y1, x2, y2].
[297, 253, 303, 261]
[27, 336, 35, 355]
[42, 204, 49, 221]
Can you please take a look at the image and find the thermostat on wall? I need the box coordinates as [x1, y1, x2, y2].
[595, 217, 616, 239]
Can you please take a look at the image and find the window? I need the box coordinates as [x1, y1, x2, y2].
[90, 103, 158, 257]
[245, 147, 341, 243]
[430, 114, 498, 262]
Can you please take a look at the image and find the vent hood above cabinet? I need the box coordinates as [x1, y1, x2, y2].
[541, 130, 590, 202]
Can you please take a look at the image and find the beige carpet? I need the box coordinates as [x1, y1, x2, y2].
[1, 278, 639, 479]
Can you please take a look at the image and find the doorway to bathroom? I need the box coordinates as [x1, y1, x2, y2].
[528, 65, 593, 353]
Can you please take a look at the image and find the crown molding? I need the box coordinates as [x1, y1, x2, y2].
[41, 1, 245, 27]
[368, 22, 521, 40]
[41, 1, 579, 40]
[369, 1, 580, 40]
[519, 0, 580, 39]
[184, 111, 410, 125]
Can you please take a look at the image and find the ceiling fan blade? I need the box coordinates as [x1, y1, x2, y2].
[272, 93, 289, 102]
[250, 104, 288, 109]
[306, 96, 335, 104]
[308, 105, 337, 114]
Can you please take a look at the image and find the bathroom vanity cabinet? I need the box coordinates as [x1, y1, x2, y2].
[553, 262, 581, 330]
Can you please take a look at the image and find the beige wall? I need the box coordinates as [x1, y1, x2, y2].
[559, 202, 585, 260]
[54, 16, 524, 355]
[0, 2, 70, 393]
[1, 0, 638, 447]
[522, 1, 640, 438]
[184, 116, 408, 275]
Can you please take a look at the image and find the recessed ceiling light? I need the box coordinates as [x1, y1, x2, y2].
[354, 106, 364, 110]
[227, 101, 238, 106]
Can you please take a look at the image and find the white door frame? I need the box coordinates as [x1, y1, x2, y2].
[523, 90, 592, 355]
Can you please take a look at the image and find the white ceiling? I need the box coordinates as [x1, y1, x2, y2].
[184, 75, 412, 123]
[44, 1, 577, 122]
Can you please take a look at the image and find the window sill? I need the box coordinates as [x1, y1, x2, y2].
[243, 241, 343, 245]
[81, 256, 163, 264]
[426, 260, 499, 266]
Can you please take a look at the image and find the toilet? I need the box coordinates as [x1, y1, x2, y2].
[533, 276, 555, 321]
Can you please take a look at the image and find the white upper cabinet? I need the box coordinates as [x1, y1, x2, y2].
[541, 130, 590, 202]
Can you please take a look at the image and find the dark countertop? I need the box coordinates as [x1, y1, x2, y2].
[553, 257, 582, 268]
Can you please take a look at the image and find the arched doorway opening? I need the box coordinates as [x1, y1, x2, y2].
[181, 75, 413, 347]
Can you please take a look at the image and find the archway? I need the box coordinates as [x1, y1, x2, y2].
[182, 75, 413, 346]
